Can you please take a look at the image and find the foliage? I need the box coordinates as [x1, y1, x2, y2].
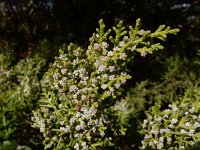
[140, 87, 200, 149]
[121, 53, 200, 117]
[0, 52, 45, 149]
[32, 19, 178, 149]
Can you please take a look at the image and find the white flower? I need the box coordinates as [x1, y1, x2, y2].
[149, 141, 153, 146]
[53, 73, 59, 80]
[189, 129, 195, 136]
[171, 118, 178, 124]
[119, 53, 127, 60]
[144, 134, 149, 139]
[92, 78, 97, 84]
[189, 107, 195, 113]
[109, 75, 115, 80]
[101, 42, 108, 49]
[101, 84, 107, 90]
[107, 51, 114, 57]
[100, 131, 105, 137]
[180, 146, 185, 149]
[69, 85, 78, 93]
[163, 114, 168, 118]
[102, 74, 108, 79]
[167, 137, 172, 142]
[74, 143, 79, 150]
[160, 129, 166, 134]
[60, 121, 64, 125]
[98, 65, 106, 72]
[194, 122, 200, 128]
[75, 125, 81, 131]
[121, 78, 126, 84]
[185, 122, 191, 127]
[113, 46, 120, 51]
[81, 142, 88, 150]
[108, 66, 115, 72]
[59, 55, 67, 60]
[92, 127, 96, 132]
[159, 137, 164, 142]
[94, 60, 100, 68]
[153, 140, 158, 144]
[157, 142, 163, 149]
[96, 34, 100, 38]
[81, 95, 87, 100]
[131, 45, 136, 51]
[141, 51, 147, 57]
[192, 115, 197, 120]
[139, 29, 145, 35]
[101, 56, 108, 62]
[94, 43, 101, 50]
[180, 129, 186, 134]
[114, 83, 121, 89]
[119, 41, 125, 47]
[169, 124, 174, 129]
[152, 129, 159, 135]
[156, 117, 162, 122]
[70, 117, 75, 125]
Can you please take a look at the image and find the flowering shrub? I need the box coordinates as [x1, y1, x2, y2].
[0, 52, 45, 148]
[141, 88, 200, 149]
[32, 19, 179, 149]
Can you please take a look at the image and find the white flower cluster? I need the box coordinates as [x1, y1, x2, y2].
[141, 93, 200, 150]
[32, 19, 179, 149]
[32, 39, 132, 149]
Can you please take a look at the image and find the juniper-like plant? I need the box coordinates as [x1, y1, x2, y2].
[32, 19, 179, 149]
[140, 87, 200, 150]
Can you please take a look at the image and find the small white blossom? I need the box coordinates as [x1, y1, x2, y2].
[107, 51, 114, 57]
[70, 117, 75, 125]
[157, 142, 163, 149]
[98, 65, 106, 72]
[96, 34, 100, 38]
[109, 75, 115, 80]
[167, 137, 172, 142]
[114, 83, 121, 89]
[185, 122, 191, 127]
[189, 107, 195, 113]
[159, 137, 164, 142]
[60, 121, 64, 125]
[81, 95, 87, 100]
[131, 45, 136, 51]
[113, 46, 120, 51]
[119, 53, 127, 60]
[101, 84, 107, 90]
[81, 142, 88, 150]
[108, 66, 115, 72]
[94, 43, 101, 50]
[169, 124, 174, 129]
[156, 117, 162, 122]
[75, 125, 81, 131]
[100, 131, 105, 137]
[171, 118, 178, 124]
[119, 41, 125, 47]
[139, 29, 145, 35]
[101, 42, 108, 49]
[180, 129, 186, 134]
[194, 122, 200, 128]
[74, 143, 79, 150]
[141, 51, 147, 57]
[69, 85, 78, 93]
[121, 78, 126, 84]
[160, 129, 165, 134]
[102, 74, 108, 79]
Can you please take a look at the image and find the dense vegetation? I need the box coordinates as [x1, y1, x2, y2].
[0, 0, 199, 149]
